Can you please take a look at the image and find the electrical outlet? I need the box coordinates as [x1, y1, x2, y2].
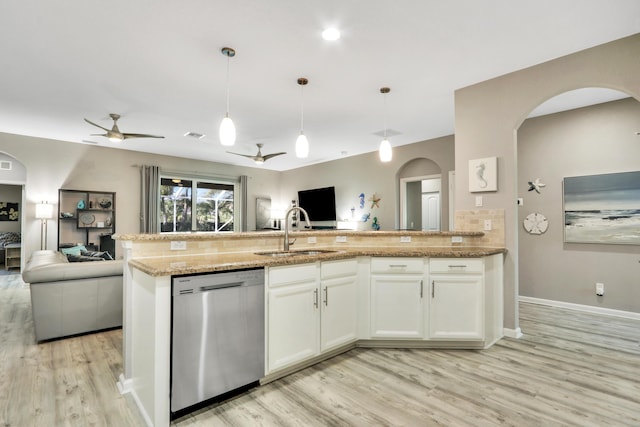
[335, 235, 347, 243]
[400, 236, 411, 243]
[170, 241, 187, 250]
[596, 282, 604, 296]
[484, 219, 492, 231]
[451, 236, 463, 243]
[307, 236, 317, 244]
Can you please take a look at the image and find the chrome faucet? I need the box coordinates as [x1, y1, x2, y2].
[284, 206, 311, 251]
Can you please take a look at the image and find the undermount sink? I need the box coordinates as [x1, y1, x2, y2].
[255, 249, 338, 257]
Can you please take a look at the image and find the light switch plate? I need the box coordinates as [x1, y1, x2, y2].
[170, 241, 187, 250]
[335, 235, 347, 243]
[517, 198, 524, 206]
[307, 236, 317, 244]
[400, 236, 412, 243]
[475, 196, 483, 207]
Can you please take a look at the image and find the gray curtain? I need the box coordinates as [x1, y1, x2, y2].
[140, 165, 160, 233]
[240, 175, 248, 232]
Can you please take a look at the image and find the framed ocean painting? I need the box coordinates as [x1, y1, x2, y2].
[563, 171, 640, 245]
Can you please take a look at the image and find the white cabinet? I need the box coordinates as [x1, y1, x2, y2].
[428, 258, 484, 340]
[320, 259, 358, 352]
[370, 257, 426, 339]
[267, 263, 320, 372]
[267, 259, 358, 373]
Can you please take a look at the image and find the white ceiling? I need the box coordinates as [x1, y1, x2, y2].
[1, 1, 639, 171]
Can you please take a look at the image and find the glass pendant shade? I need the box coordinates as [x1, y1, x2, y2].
[219, 115, 236, 146]
[296, 132, 309, 158]
[379, 138, 392, 162]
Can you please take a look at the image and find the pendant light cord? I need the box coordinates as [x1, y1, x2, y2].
[225, 55, 231, 116]
[383, 91, 387, 139]
[300, 83, 304, 133]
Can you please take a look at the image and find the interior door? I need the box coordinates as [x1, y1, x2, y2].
[421, 192, 440, 231]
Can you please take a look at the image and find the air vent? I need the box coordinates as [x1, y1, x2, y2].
[183, 131, 205, 139]
[0, 161, 12, 171]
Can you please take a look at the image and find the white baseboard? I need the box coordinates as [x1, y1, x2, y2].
[519, 296, 640, 321]
[503, 327, 523, 339]
[117, 373, 133, 394]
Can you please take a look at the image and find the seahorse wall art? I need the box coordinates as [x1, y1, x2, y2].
[468, 157, 498, 192]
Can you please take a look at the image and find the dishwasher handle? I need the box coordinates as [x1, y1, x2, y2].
[199, 281, 244, 292]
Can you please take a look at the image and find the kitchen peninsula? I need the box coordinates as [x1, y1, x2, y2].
[114, 230, 505, 427]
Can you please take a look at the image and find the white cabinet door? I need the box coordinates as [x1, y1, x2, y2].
[268, 279, 320, 372]
[429, 274, 483, 340]
[370, 274, 424, 338]
[321, 274, 358, 352]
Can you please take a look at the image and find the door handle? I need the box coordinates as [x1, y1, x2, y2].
[324, 287, 328, 306]
[314, 288, 319, 308]
[420, 280, 423, 298]
[432, 280, 435, 298]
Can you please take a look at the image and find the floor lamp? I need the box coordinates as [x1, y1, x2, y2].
[35, 202, 53, 250]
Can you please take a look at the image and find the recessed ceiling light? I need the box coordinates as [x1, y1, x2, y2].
[322, 28, 340, 41]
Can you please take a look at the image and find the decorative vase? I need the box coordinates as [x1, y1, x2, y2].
[105, 217, 112, 227]
[77, 200, 85, 209]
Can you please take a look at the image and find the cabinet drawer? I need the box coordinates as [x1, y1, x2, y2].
[371, 257, 424, 274]
[429, 258, 483, 274]
[268, 263, 318, 288]
[321, 259, 357, 279]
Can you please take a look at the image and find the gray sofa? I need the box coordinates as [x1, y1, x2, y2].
[22, 250, 124, 342]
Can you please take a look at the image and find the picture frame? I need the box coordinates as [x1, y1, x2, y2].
[563, 171, 640, 245]
[0, 202, 19, 221]
[468, 157, 497, 192]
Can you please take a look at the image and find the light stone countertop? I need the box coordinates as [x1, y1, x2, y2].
[129, 246, 506, 277]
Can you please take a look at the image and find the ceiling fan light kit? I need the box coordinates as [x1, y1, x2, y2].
[379, 87, 392, 162]
[295, 77, 310, 158]
[219, 47, 236, 146]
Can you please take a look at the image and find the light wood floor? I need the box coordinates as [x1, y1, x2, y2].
[1, 275, 639, 426]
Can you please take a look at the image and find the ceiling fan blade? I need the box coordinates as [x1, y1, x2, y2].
[90, 132, 108, 137]
[262, 152, 287, 161]
[122, 133, 165, 140]
[84, 118, 110, 132]
[226, 151, 257, 159]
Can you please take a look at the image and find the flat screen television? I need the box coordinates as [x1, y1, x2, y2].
[297, 186, 337, 222]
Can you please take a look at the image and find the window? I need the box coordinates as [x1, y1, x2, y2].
[160, 177, 235, 232]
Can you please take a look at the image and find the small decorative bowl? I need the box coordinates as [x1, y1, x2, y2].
[61, 212, 74, 218]
[99, 198, 112, 209]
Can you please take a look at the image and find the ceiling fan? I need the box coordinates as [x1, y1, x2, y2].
[84, 113, 164, 142]
[227, 143, 286, 165]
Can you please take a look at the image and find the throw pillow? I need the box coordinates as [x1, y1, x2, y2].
[60, 244, 87, 257]
[67, 254, 105, 262]
[81, 250, 114, 260]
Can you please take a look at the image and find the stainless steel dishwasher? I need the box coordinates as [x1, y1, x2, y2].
[171, 268, 265, 415]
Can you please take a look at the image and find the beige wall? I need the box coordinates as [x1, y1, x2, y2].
[518, 98, 640, 312]
[279, 135, 455, 231]
[455, 34, 640, 330]
[0, 133, 283, 260]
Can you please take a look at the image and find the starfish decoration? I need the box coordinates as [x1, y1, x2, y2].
[369, 194, 381, 209]
[527, 178, 546, 194]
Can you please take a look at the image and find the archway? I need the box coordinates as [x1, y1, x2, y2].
[0, 152, 27, 272]
[397, 158, 449, 231]
[516, 88, 639, 317]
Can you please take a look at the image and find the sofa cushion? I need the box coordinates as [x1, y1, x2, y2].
[22, 250, 123, 284]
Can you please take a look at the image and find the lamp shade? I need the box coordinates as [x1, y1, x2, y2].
[219, 115, 236, 146]
[296, 132, 309, 158]
[379, 138, 392, 162]
[35, 203, 53, 219]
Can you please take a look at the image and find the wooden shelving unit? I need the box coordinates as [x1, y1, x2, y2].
[4, 243, 21, 271]
[58, 189, 116, 257]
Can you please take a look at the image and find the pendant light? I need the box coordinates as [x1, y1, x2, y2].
[219, 47, 236, 146]
[379, 87, 392, 162]
[295, 77, 309, 158]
